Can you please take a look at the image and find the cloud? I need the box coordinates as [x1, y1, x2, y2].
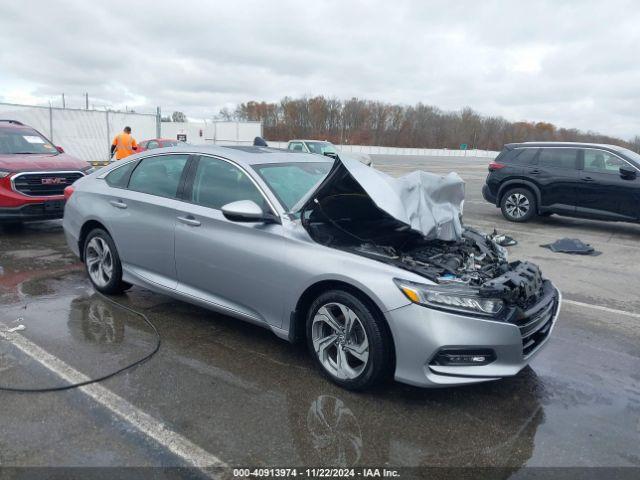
[0, 0, 638, 138]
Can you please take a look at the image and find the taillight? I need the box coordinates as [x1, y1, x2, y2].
[488, 162, 506, 172]
[64, 185, 75, 200]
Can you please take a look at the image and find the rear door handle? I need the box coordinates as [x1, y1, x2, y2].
[582, 176, 595, 182]
[109, 199, 127, 209]
[529, 169, 540, 174]
[177, 215, 201, 227]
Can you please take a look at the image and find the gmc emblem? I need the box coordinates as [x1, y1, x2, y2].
[41, 177, 67, 185]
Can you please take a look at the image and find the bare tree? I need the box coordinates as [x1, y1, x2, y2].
[233, 95, 631, 150]
[171, 111, 187, 123]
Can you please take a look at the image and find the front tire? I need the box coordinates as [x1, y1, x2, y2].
[83, 228, 131, 294]
[306, 290, 393, 391]
[501, 188, 537, 222]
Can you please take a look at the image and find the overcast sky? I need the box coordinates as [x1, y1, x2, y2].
[1, 0, 638, 138]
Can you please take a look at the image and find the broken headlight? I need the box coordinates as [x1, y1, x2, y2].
[394, 279, 504, 317]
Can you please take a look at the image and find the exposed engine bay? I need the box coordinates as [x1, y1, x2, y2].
[300, 160, 544, 307]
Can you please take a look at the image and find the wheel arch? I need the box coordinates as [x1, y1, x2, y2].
[289, 280, 395, 358]
[497, 180, 542, 212]
[78, 219, 111, 262]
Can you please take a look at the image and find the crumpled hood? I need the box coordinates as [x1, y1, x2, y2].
[298, 156, 465, 241]
[0, 153, 89, 172]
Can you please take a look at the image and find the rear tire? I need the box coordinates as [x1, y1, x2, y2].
[306, 289, 393, 391]
[83, 228, 131, 294]
[500, 188, 537, 222]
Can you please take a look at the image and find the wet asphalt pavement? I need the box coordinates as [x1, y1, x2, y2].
[0, 155, 638, 475]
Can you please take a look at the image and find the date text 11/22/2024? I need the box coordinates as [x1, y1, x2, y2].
[233, 468, 400, 478]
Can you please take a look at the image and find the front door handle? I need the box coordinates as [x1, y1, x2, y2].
[177, 215, 201, 227]
[109, 199, 127, 209]
[582, 176, 595, 182]
[529, 169, 540, 174]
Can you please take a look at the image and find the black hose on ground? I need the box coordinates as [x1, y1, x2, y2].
[0, 292, 161, 393]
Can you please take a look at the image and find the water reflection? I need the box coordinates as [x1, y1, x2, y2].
[67, 296, 124, 344]
[287, 369, 544, 470]
[306, 395, 363, 466]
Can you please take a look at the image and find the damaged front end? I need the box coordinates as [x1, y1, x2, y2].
[297, 157, 549, 313]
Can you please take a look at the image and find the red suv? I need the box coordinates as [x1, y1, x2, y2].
[0, 120, 92, 224]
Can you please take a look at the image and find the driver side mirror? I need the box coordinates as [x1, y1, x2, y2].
[221, 200, 280, 224]
[55, 146, 65, 153]
[619, 166, 637, 179]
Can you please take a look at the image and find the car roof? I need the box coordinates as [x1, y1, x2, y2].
[506, 141, 628, 152]
[132, 144, 331, 165]
[289, 139, 333, 143]
[0, 120, 32, 130]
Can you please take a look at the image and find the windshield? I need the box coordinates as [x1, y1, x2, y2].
[0, 127, 58, 155]
[306, 141, 337, 155]
[253, 161, 333, 210]
[614, 146, 640, 166]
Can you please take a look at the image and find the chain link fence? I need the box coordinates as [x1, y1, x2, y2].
[0, 102, 263, 163]
[0, 102, 159, 163]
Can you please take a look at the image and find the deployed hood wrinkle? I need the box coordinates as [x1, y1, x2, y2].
[300, 157, 465, 241]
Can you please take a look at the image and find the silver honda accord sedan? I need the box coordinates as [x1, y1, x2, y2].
[63, 145, 561, 390]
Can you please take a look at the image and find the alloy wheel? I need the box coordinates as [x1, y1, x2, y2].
[505, 193, 530, 219]
[85, 237, 114, 288]
[311, 302, 370, 380]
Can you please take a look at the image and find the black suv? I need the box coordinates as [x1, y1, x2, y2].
[482, 142, 640, 223]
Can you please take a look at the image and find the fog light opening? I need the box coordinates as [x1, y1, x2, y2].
[431, 348, 496, 366]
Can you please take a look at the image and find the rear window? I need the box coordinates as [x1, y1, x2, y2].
[105, 161, 136, 188]
[509, 148, 539, 165]
[539, 148, 579, 170]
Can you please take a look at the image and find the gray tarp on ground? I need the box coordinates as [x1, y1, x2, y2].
[339, 156, 465, 241]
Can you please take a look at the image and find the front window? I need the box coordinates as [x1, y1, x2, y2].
[0, 127, 59, 155]
[253, 161, 333, 210]
[190, 156, 266, 210]
[305, 141, 337, 155]
[583, 150, 626, 174]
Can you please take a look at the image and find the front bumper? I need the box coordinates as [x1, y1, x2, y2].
[387, 283, 561, 387]
[0, 200, 66, 222]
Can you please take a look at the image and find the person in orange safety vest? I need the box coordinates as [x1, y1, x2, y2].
[110, 126, 138, 160]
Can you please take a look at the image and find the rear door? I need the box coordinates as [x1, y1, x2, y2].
[576, 149, 640, 221]
[104, 153, 191, 289]
[174, 155, 286, 327]
[533, 148, 580, 214]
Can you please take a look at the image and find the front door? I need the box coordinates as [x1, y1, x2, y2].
[174, 155, 286, 327]
[576, 149, 640, 221]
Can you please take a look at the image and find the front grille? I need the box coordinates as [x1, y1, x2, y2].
[12, 171, 84, 196]
[513, 284, 558, 357]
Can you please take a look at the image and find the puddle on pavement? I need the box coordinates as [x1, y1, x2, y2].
[0, 252, 638, 468]
[0, 271, 157, 390]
